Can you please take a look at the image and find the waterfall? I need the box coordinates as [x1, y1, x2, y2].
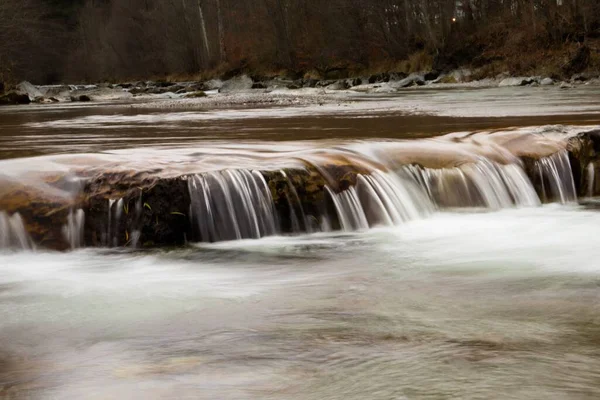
[188, 170, 278, 242]
[587, 163, 596, 198]
[0, 212, 33, 250]
[404, 159, 540, 209]
[533, 150, 577, 203]
[62, 209, 85, 249]
[326, 170, 433, 231]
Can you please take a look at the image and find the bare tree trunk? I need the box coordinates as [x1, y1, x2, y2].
[216, 0, 226, 62]
[196, 0, 211, 64]
[180, 0, 200, 68]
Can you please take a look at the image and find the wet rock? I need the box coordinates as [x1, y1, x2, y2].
[0, 92, 31, 105]
[393, 74, 425, 88]
[540, 78, 554, 86]
[559, 82, 573, 89]
[567, 130, 600, 197]
[424, 70, 441, 81]
[16, 81, 43, 100]
[302, 78, 319, 88]
[368, 73, 390, 84]
[70, 95, 91, 102]
[326, 80, 350, 91]
[184, 91, 207, 98]
[498, 77, 536, 87]
[219, 75, 253, 93]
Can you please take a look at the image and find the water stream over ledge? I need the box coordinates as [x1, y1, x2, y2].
[3, 90, 600, 399]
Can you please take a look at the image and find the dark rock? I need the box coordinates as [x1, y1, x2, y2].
[70, 95, 91, 102]
[368, 73, 390, 84]
[286, 83, 301, 90]
[326, 80, 350, 90]
[252, 82, 267, 89]
[393, 74, 425, 88]
[154, 80, 173, 88]
[315, 80, 335, 88]
[130, 87, 148, 95]
[349, 78, 362, 87]
[0, 92, 31, 105]
[424, 70, 441, 81]
[302, 78, 319, 88]
[323, 68, 349, 80]
[389, 72, 408, 81]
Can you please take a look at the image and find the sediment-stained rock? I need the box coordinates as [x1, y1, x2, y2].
[2, 129, 600, 251]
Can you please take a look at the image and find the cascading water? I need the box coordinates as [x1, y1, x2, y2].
[587, 162, 596, 198]
[0, 212, 33, 250]
[532, 150, 577, 203]
[404, 158, 541, 209]
[62, 209, 85, 249]
[0, 134, 587, 250]
[188, 170, 279, 242]
[327, 171, 433, 231]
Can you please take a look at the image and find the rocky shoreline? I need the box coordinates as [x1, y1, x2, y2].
[2, 68, 599, 108]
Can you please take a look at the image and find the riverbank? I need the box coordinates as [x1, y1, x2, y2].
[2, 66, 600, 110]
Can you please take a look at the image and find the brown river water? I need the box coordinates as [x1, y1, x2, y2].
[1, 86, 600, 399]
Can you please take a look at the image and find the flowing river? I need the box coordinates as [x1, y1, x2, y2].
[2, 86, 600, 399]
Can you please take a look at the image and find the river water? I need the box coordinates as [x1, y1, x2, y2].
[1, 86, 600, 399]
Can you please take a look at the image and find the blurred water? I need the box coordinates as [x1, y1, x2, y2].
[1, 206, 600, 399]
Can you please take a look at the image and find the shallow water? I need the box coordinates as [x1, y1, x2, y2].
[2, 207, 600, 399]
[2, 87, 600, 398]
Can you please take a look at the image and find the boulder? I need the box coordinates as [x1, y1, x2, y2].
[424, 70, 441, 81]
[70, 95, 91, 102]
[326, 80, 350, 90]
[540, 78, 554, 86]
[302, 78, 319, 88]
[368, 73, 390, 84]
[16, 81, 43, 100]
[392, 74, 425, 88]
[0, 92, 31, 106]
[498, 77, 536, 87]
[219, 75, 253, 93]
[559, 82, 573, 89]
